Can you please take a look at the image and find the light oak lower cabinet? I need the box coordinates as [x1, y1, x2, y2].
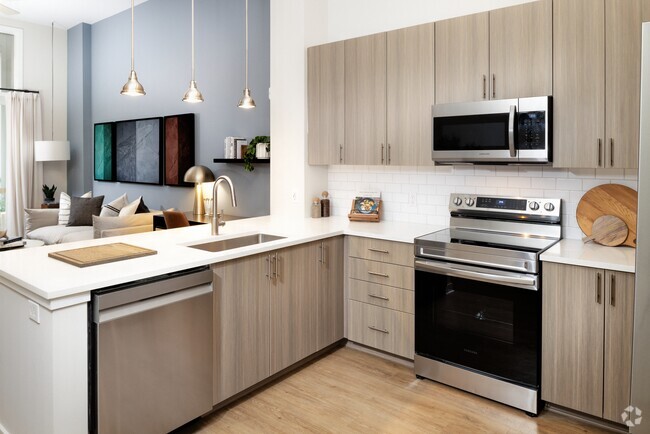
[542, 262, 634, 422]
[212, 237, 344, 405]
[347, 236, 414, 359]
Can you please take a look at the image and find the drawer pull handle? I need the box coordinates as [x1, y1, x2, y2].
[368, 248, 389, 254]
[368, 271, 389, 278]
[368, 293, 389, 301]
[610, 274, 616, 307]
[368, 325, 389, 334]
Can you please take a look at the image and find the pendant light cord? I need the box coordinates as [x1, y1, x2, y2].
[245, 0, 249, 88]
[191, 0, 195, 81]
[131, 0, 135, 71]
[51, 22, 54, 140]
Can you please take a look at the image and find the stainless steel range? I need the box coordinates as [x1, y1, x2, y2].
[413, 194, 561, 415]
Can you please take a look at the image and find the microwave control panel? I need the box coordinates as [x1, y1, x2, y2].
[518, 111, 546, 150]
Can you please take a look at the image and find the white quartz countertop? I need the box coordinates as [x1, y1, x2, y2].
[0, 215, 443, 304]
[540, 239, 636, 273]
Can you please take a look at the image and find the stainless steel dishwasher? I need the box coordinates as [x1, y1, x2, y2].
[90, 266, 213, 434]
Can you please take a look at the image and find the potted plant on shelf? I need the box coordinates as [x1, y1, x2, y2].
[42, 184, 57, 203]
[243, 135, 270, 172]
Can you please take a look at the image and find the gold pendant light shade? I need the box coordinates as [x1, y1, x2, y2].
[121, 0, 145, 96]
[238, 0, 255, 109]
[238, 88, 255, 109]
[121, 70, 146, 96]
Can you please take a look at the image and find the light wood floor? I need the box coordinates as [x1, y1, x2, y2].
[178, 347, 614, 433]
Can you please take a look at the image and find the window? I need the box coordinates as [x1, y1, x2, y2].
[0, 25, 23, 230]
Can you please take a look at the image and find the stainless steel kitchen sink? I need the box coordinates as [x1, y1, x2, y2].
[188, 233, 286, 252]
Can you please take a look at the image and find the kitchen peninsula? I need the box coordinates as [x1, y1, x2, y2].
[0, 216, 441, 434]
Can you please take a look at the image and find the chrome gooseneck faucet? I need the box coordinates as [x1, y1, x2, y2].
[212, 175, 237, 235]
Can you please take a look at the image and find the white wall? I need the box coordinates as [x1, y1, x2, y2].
[0, 18, 68, 198]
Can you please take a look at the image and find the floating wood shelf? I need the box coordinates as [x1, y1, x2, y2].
[213, 158, 271, 164]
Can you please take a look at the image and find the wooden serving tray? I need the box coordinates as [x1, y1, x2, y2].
[48, 243, 157, 267]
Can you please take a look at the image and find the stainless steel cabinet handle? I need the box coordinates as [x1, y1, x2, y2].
[598, 139, 602, 167]
[492, 74, 496, 98]
[610, 274, 616, 306]
[368, 293, 389, 301]
[596, 273, 602, 304]
[388, 144, 391, 165]
[368, 325, 389, 334]
[381, 144, 385, 164]
[320, 243, 326, 266]
[266, 255, 271, 278]
[610, 138, 614, 167]
[482, 75, 487, 99]
[368, 248, 389, 254]
[368, 271, 389, 278]
[339, 144, 343, 164]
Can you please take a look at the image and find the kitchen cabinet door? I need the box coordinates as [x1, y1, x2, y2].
[435, 12, 489, 104]
[308, 42, 345, 165]
[542, 262, 605, 417]
[605, 0, 642, 169]
[603, 270, 635, 422]
[270, 242, 320, 374]
[553, 0, 606, 168]
[489, 0, 552, 99]
[317, 236, 344, 350]
[387, 23, 435, 166]
[212, 254, 270, 405]
[345, 33, 387, 165]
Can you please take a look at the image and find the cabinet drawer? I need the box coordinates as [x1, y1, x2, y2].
[348, 257, 414, 290]
[349, 279, 414, 314]
[348, 300, 414, 359]
[348, 236, 414, 267]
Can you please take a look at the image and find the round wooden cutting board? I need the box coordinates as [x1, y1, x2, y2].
[576, 184, 638, 248]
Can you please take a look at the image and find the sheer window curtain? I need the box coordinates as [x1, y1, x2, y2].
[5, 91, 43, 237]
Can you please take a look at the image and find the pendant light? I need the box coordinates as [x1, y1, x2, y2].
[121, 0, 145, 96]
[35, 22, 70, 163]
[237, 0, 255, 109]
[183, 0, 204, 102]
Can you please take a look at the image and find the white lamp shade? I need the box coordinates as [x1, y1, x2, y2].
[34, 140, 70, 162]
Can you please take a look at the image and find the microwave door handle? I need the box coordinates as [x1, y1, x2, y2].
[508, 105, 516, 158]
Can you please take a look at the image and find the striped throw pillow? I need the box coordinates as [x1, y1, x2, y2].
[58, 191, 92, 225]
[99, 194, 129, 217]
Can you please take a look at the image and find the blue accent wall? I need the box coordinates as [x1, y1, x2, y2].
[69, 0, 270, 216]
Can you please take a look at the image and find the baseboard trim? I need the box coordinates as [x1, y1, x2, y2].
[545, 403, 628, 433]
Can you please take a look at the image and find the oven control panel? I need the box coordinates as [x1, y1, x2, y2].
[449, 194, 561, 219]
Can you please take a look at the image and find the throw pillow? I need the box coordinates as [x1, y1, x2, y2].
[58, 191, 92, 225]
[119, 196, 142, 216]
[67, 196, 105, 226]
[99, 193, 129, 217]
[135, 197, 151, 214]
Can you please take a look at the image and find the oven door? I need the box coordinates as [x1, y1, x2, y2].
[432, 99, 518, 163]
[414, 259, 540, 388]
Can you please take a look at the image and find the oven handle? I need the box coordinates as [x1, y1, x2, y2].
[415, 259, 538, 291]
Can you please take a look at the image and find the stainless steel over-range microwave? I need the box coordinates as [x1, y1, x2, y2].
[432, 96, 552, 164]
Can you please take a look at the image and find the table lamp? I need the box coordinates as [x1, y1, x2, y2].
[184, 165, 215, 216]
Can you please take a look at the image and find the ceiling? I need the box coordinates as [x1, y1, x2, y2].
[0, 0, 149, 29]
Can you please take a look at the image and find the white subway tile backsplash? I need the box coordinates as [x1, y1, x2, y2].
[328, 166, 638, 240]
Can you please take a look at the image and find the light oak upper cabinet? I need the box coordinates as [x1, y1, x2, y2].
[489, 0, 552, 99]
[435, 13, 489, 104]
[308, 42, 345, 165]
[345, 33, 387, 165]
[554, 0, 642, 169]
[542, 262, 634, 422]
[386, 23, 435, 166]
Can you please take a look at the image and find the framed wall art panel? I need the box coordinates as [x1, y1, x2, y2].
[164, 113, 195, 187]
[115, 117, 163, 185]
[94, 122, 116, 182]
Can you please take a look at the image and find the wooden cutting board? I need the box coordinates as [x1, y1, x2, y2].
[576, 184, 637, 248]
[48, 243, 157, 267]
[584, 215, 629, 247]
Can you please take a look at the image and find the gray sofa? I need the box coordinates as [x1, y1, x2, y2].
[24, 208, 158, 245]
